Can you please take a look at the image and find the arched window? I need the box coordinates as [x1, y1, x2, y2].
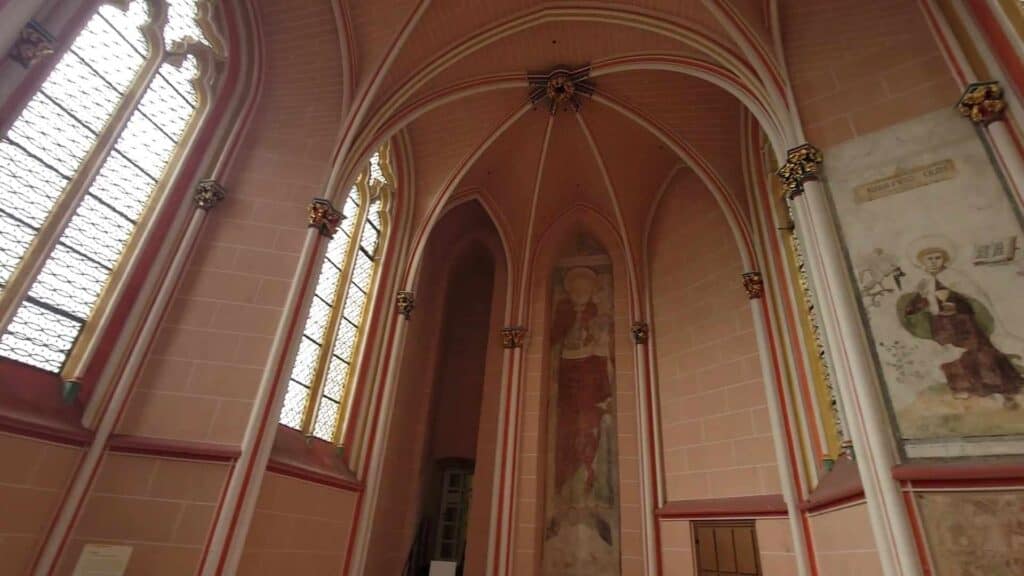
[280, 145, 393, 443]
[0, 1, 219, 374]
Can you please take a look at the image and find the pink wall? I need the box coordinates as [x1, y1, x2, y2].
[649, 170, 778, 501]
[782, 0, 959, 148]
[366, 201, 507, 574]
[54, 454, 229, 576]
[808, 503, 883, 575]
[238, 472, 358, 574]
[0, 434, 80, 576]
[429, 244, 494, 461]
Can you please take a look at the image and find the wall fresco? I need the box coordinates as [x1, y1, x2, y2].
[825, 109, 1024, 457]
[918, 491, 1024, 575]
[542, 235, 620, 575]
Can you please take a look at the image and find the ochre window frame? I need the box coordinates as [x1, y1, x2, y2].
[279, 143, 394, 445]
[0, 0, 223, 391]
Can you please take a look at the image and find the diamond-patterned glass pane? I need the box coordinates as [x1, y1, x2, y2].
[0, 301, 81, 372]
[0, 142, 67, 228]
[139, 68, 196, 140]
[313, 258, 342, 304]
[302, 297, 332, 345]
[41, 51, 122, 133]
[165, 0, 209, 49]
[279, 381, 310, 430]
[27, 244, 108, 320]
[350, 251, 374, 292]
[324, 230, 351, 268]
[312, 398, 339, 441]
[60, 195, 134, 269]
[0, 213, 36, 289]
[332, 319, 357, 363]
[323, 357, 349, 402]
[343, 286, 367, 327]
[7, 95, 98, 176]
[288, 337, 321, 387]
[368, 152, 384, 185]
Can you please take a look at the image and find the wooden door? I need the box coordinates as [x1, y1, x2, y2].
[693, 521, 761, 576]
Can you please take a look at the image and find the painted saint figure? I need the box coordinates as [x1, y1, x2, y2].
[543, 263, 619, 575]
[898, 237, 1023, 408]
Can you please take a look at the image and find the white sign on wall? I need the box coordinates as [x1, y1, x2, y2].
[71, 544, 132, 576]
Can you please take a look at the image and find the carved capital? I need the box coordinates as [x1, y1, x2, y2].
[776, 143, 823, 199]
[630, 322, 649, 345]
[9, 21, 55, 69]
[501, 326, 527, 349]
[396, 291, 415, 320]
[308, 198, 342, 237]
[742, 271, 764, 299]
[193, 179, 226, 210]
[957, 81, 1006, 125]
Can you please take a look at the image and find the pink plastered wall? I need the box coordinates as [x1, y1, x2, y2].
[649, 171, 778, 501]
[366, 202, 506, 575]
[512, 214, 645, 576]
[809, 502, 883, 575]
[0, 434, 80, 576]
[54, 454, 229, 576]
[118, 0, 345, 445]
[782, 0, 960, 148]
[237, 472, 358, 574]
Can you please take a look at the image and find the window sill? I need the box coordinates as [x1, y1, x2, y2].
[0, 359, 90, 445]
[656, 494, 788, 519]
[800, 456, 863, 513]
[268, 425, 362, 492]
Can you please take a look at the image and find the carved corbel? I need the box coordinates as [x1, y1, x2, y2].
[396, 291, 415, 320]
[630, 322, 649, 345]
[501, 326, 527, 349]
[308, 198, 343, 237]
[742, 272, 764, 300]
[957, 81, 1006, 125]
[9, 20, 55, 69]
[193, 179, 226, 210]
[776, 143, 823, 199]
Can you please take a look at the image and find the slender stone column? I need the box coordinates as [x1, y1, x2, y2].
[33, 181, 227, 576]
[780, 145, 922, 576]
[743, 272, 813, 576]
[348, 291, 414, 573]
[201, 198, 340, 575]
[491, 325, 526, 576]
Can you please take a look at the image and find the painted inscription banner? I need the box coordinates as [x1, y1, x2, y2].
[825, 109, 1024, 458]
[542, 236, 621, 575]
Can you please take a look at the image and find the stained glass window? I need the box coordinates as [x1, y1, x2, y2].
[279, 148, 391, 443]
[0, 1, 216, 373]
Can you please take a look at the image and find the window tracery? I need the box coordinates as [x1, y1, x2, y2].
[280, 146, 392, 444]
[0, 0, 219, 374]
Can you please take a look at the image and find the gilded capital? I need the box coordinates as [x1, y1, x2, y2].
[501, 326, 527, 349]
[9, 21, 54, 69]
[630, 322, 649, 345]
[193, 179, 226, 210]
[396, 291, 415, 320]
[308, 198, 343, 237]
[742, 271, 764, 299]
[776, 143, 823, 199]
[957, 81, 1006, 125]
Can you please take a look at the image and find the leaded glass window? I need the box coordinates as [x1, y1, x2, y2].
[0, 1, 218, 374]
[280, 146, 392, 443]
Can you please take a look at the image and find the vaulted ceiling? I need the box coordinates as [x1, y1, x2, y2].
[316, 0, 789, 292]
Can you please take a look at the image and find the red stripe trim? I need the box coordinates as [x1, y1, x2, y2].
[894, 460, 1024, 483]
[265, 461, 362, 492]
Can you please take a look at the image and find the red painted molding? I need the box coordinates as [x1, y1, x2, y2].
[656, 494, 788, 519]
[801, 456, 864, 513]
[0, 360, 90, 446]
[107, 434, 240, 463]
[893, 458, 1024, 486]
[267, 425, 362, 492]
